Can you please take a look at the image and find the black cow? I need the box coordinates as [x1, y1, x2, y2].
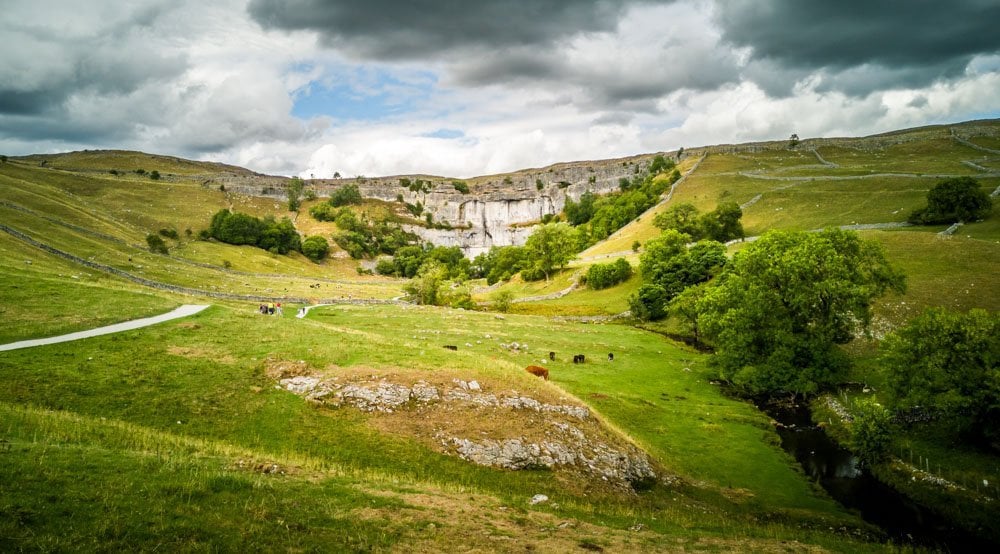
[608, 352, 614, 362]
[573, 354, 586, 364]
[443, 345, 458, 351]
[549, 351, 556, 361]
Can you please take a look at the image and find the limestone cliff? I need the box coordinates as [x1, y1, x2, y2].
[209, 152, 662, 257]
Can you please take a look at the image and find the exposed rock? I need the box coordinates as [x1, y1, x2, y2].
[529, 494, 549, 505]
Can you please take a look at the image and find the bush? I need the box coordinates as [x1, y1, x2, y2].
[851, 399, 892, 466]
[584, 258, 632, 290]
[301, 235, 330, 262]
[452, 181, 470, 194]
[146, 233, 169, 254]
[158, 228, 179, 240]
[149, 170, 161, 180]
[329, 184, 362, 207]
[536, 179, 544, 191]
[491, 290, 514, 313]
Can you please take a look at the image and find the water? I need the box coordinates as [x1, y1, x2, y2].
[766, 401, 996, 552]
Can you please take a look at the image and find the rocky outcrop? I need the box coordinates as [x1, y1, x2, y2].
[276, 372, 662, 490]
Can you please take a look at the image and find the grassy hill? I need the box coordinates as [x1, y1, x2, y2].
[2, 121, 999, 551]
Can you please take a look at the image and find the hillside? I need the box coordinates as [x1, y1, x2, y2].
[1, 120, 999, 551]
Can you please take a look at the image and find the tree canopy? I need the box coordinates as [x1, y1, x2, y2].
[882, 308, 999, 444]
[697, 229, 905, 395]
[908, 176, 992, 225]
[524, 222, 577, 281]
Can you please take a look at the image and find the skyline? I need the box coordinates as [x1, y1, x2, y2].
[2, 0, 999, 179]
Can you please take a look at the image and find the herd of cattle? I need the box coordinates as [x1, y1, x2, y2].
[441, 344, 614, 382]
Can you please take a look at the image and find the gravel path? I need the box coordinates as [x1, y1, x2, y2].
[0, 305, 210, 352]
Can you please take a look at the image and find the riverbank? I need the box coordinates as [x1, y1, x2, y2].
[808, 393, 1000, 548]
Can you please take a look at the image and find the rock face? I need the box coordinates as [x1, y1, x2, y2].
[276, 373, 661, 491]
[210, 153, 659, 257]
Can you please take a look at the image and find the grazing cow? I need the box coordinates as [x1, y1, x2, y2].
[525, 365, 549, 380]
[549, 351, 556, 361]
[608, 352, 614, 362]
[443, 345, 458, 351]
[573, 354, 586, 364]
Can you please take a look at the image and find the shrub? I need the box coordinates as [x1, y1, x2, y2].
[629, 284, 668, 321]
[452, 181, 470, 194]
[584, 258, 632, 290]
[158, 228, 179, 240]
[146, 233, 169, 254]
[329, 184, 362, 207]
[851, 399, 892, 466]
[150, 170, 161, 180]
[301, 236, 330, 262]
[491, 290, 514, 313]
[536, 179, 544, 191]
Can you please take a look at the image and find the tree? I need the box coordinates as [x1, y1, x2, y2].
[882, 308, 999, 444]
[851, 399, 892, 465]
[287, 177, 305, 212]
[149, 170, 161, 181]
[584, 258, 632, 290]
[0, 155, 7, 163]
[629, 284, 669, 321]
[908, 176, 992, 225]
[301, 235, 329, 262]
[653, 203, 700, 236]
[789, 133, 800, 148]
[452, 181, 470, 194]
[564, 190, 596, 225]
[703, 202, 744, 242]
[404, 261, 446, 305]
[697, 229, 905, 396]
[524, 222, 577, 281]
[669, 283, 709, 345]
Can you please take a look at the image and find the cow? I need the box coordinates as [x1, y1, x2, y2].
[608, 352, 614, 362]
[548, 351, 556, 361]
[443, 345, 458, 351]
[573, 354, 586, 364]
[525, 365, 549, 380]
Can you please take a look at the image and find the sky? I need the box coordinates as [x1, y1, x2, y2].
[2, 0, 999, 179]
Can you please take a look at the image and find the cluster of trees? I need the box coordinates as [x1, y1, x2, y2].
[207, 209, 302, 255]
[316, 208, 418, 259]
[375, 245, 471, 280]
[471, 222, 578, 284]
[908, 176, 992, 225]
[629, 231, 727, 321]
[562, 156, 681, 247]
[696, 229, 905, 395]
[653, 202, 745, 243]
[881, 308, 999, 446]
[583, 258, 633, 290]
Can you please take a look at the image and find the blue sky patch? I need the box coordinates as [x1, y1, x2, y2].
[291, 66, 438, 122]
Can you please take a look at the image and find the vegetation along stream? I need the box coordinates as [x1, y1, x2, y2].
[766, 400, 997, 551]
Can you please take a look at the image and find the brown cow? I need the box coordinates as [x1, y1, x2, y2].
[525, 365, 549, 380]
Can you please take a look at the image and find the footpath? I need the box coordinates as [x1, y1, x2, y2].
[0, 305, 210, 352]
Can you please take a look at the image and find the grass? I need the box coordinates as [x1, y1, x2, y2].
[3, 125, 1000, 550]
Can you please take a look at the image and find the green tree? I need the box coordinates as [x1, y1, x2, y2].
[0, 155, 8, 163]
[149, 170, 161, 181]
[287, 177, 305, 211]
[669, 283, 709, 345]
[698, 229, 904, 395]
[452, 181, 470, 194]
[851, 399, 892, 465]
[524, 222, 577, 281]
[629, 284, 669, 321]
[564, 191, 597, 225]
[301, 235, 329, 262]
[584, 258, 632, 290]
[882, 308, 1000, 444]
[146, 233, 169, 254]
[653, 203, 700, 236]
[404, 261, 446, 305]
[908, 176, 992, 225]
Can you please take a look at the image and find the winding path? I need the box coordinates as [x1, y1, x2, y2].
[0, 305, 211, 352]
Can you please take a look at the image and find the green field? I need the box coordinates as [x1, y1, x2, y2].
[2, 122, 999, 550]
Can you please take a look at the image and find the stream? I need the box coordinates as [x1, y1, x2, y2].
[765, 401, 996, 552]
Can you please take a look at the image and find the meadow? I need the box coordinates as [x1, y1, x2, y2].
[2, 120, 999, 550]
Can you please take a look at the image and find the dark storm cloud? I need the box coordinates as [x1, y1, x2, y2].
[248, 0, 632, 59]
[715, 0, 1000, 94]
